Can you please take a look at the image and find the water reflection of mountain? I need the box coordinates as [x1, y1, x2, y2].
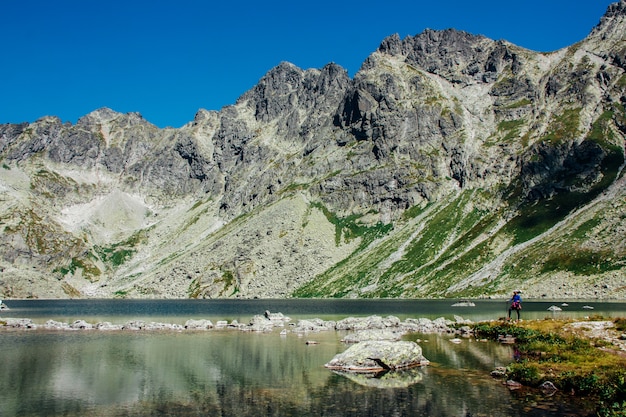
[0, 330, 595, 416]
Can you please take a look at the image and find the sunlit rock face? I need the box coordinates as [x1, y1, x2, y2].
[0, 2, 625, 300]
[324, 340, 430, 385]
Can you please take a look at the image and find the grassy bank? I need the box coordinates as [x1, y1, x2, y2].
[473, 318, 626, 416]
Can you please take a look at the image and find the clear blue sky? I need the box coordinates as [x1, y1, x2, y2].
[1, 0, 614, 128]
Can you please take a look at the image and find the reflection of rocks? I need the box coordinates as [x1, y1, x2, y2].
[332, 366, 425, 388]
[325, 340, 429, 373]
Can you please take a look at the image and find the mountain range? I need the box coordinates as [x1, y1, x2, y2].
[1, 1, 625, 300]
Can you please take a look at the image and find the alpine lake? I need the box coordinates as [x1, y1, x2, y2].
[1, 298, 625, 417]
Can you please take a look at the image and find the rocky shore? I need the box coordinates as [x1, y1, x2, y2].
[0, 311, 471, 337]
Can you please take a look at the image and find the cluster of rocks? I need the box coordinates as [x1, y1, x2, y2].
[0, 311, 294, 332]
[491, 366, 559, 395]
[1, 318, 191, 331]
[293, 314, 469, 336]
[0, 312, 468, 336]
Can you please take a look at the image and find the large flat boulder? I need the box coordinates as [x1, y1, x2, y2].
[324, 340, 429, 373]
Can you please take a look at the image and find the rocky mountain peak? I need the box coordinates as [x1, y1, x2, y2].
[76, 107, 151, 130]
[374, 28, 519, 86]
[587, 0, 626, 45]
[596, 0, 626, 27]
[0, 3, 624, 300]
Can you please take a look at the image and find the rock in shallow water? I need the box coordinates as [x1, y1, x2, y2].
[325, 340, 429, 373]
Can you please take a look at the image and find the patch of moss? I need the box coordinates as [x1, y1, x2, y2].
[401, 203, 428, 220]
[568, 218, 601, 240]
[587, 110, 617, 148]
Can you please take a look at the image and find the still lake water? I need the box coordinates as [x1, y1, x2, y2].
[1, 298, 624, 417]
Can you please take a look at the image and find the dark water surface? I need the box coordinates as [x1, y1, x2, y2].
[2, 298, 624, 324]
[1, 298, 622, 417]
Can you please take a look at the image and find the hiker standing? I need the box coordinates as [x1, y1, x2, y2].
[508, 291, 522, 321]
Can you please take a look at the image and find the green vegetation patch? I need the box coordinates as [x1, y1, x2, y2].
[502, 98, 532, 109]
[94, 232, 145, 268]
[473, 320, 626, 416]
[216, 270, 239, 297]
[381, 193, 502, 297]
[541, 107, 581, 144]
[292, 204, 395, 297]
[56, 257, 102, 281]
[310, 202, 392, 248]
[188, 278, 203, 299]
[540, 248, 622, 275]
[504, 195, 585, 244]
[587, 110, 619, 150]
[294, 190, 507, 298]
[497, 118, 526, 142]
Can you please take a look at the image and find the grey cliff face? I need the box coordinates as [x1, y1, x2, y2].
[0, 1, 625, 300]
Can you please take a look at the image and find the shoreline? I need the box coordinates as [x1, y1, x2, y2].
[0, 313, 467, 336]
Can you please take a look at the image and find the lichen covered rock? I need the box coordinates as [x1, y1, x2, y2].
[325, 340, 429, 373]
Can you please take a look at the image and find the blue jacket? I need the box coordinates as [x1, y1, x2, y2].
[510, 293, 522, 308]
